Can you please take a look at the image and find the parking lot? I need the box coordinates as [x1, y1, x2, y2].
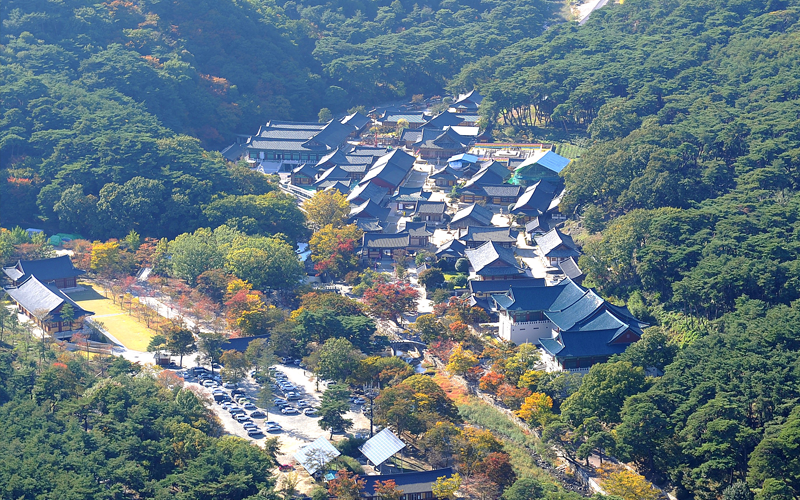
[184, 363, 371, 466]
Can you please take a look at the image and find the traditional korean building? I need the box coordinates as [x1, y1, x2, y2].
[535, 228, 581, 266]
[245, 119, 353, 165]
[511, 180, 561, 222]
[4, 276, 93, 336]
[450, 203, 494, 229]
[492, 278, 647, 372]
[3, 255, 85, 289]
[456, 226, 518, 248]
[435, 238, 467, 263]
[347, 182, 389, 206]
[361, 468, 454, 500]
[414, 201, 447, 223]
[449, 89, 483, 113]
[464, 241, 526, 281]
[361, 233, 411, 260]
[401, 221, 434, 248]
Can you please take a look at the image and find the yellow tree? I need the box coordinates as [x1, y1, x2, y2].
[304, 190, 350, 229]
[602, 470, 659, 500]
[431, 473, 462, 500]
[90, 240, 129, 277]
[446, 344, 478, 376]
[516, 392, 554, 429]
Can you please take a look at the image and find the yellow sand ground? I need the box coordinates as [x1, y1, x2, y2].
[68, 284, 155, 351]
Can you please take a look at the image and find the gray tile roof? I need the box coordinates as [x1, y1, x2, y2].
[423, 111, 463, 129]
[415, 201, 446, 215]
[535, 228, 580, 258]
[457, 226, 517, 244]
[469, 277, 545, 294]
[3, 255, 85, 284]
[481, 184, 523, 198]
[435, 238, 466, 258]
[3, 276, 92, 321]
[525, 216, 551, 234]
[341, 111, 371, 130]
[464, 241, 522, 274]
[347, 182, 388, 204]
[349, 199, 390, 220]
[451, 204, 494, 226]
[355, 218, 384, 232]
[512, 180, 559, 214]
[362, 233, 410, 249]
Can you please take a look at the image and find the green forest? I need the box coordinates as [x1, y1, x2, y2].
[3, 0, 800, 497]
[448, 0, 800, 497]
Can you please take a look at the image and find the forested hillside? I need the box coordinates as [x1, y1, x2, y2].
[0, 0, 560, 234]
[449, 0, 800, 497]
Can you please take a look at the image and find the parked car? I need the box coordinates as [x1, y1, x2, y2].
[265, 423, 282, 432]
[242, 422, 258, 430]
[273, 397, 288, 405]
[202, 380, 215, 387]
[231, 388, 246, 396]
[352, 397, 366, 405]
[278, 464, 294, 472]
[243, 403, 257, 411]
[286, 392, 301, 401]
[247, 428, 264, 438]
[297, 400, 311, 409]
[293, 359, 302, 366]
[236, 396, 251, 405]
[223, 382, 237, 389]
[281, 407, 299, 415]
[250, 410, 266, 418]
[281, 357, 292, 364]
[303, 408, 318, 417]
[229, 408, 245, 415]
[235, 414, 251, 423]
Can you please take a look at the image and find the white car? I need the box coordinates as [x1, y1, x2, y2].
[281, 407, 299, 415]
[265, 423, 282, 432]
[303, 408, 318, 417]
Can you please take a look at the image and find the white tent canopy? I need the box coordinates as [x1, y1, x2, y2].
[359, 428, 406, 466]
[294, 437, 341, 475]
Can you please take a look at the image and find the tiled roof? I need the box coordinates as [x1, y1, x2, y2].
[457, 226, 517, 244]
[481, 184, 522, 198]
[400, 128, 423, 143]
[292, 163, 319, 177]
[316, 149, 349, 166]
[401, 221, 433, 237]
[355, 218, 384, 232]
[3, 276, 93, 321]
[535, 228, 580, 258]
[349, 199, 390, 220]
[525, 216, 551, 234]
[347, 182, 388, 204]
[512, 180, 559, 214]
[451, 204, 494, 226]
[469, 277, 545, 294]
[435, 238, 467, 257]
[464, 241, 521, 274]
[423, 111, 463, 129]
[315, 165, 350, 185]
[362, 233, 410, 249]
[3, 255, 85, 283]
[558, 257, 583, 281]
[323, 181, 351, 195]
[341, 111, 371, 130]
[415, 201, 446, 215]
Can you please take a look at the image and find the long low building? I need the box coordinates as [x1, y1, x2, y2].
[4, 276, 93, 336]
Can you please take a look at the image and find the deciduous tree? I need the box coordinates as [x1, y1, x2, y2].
[305, 190, 350, 229]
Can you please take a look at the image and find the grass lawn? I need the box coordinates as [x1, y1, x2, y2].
[67, 284, 155, 351]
